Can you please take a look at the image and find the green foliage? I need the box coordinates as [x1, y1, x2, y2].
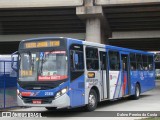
[156, 76, 160, 80]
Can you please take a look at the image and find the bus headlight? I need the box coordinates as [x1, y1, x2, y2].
[55, 87, 68, 99]
[17, 89, 19, 95]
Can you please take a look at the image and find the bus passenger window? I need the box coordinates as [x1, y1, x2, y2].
[86, 47, 99, 71]
[136, 54, 143, 71]
[130, 53, 137, 71]
[142, 55, 148, 71]
[138, 64, 143, 70]
[130, 63, 136, 70]
[148, 56, 153, 71]
[109, 51, 120, 70]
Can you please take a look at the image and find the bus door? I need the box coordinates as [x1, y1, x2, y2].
[99, 51, 108, 99]
[70, 44, 85, 107]
[121, 53, 130, 96]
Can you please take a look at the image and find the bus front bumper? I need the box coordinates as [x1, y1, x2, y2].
[17, 93, 70, 109]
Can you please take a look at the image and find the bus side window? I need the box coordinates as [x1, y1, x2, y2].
[74, 51, 84, 70]
[109, 51, 120, 70]
[142, 55, 148, 71]
[130, 53, 137, 71]
[86, 47, 99, 71]
[136, 54, 143, 71]
[70, 50, 74, 70]
[70, 44, 84, 72]
[70, 44, 84, 81]
[148, 55, 153, 71]
[70, 50, 84, 71]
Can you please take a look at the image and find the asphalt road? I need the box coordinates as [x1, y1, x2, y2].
[2, 81, 160, 120]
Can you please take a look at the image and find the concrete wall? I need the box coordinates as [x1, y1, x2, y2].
[0, 0, 83, 8]
[0, 33, 85, 42]
[3, 0, 159, 9]
[112, 30, 160, 39]
[95, 0, 160, 5]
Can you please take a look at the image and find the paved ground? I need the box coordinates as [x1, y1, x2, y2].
[1, 81, 160, 120]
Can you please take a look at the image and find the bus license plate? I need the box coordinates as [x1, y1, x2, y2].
[32, 100, 42, 104]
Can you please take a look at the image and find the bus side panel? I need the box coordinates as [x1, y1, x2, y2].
[139, 71, 146, 93]
[69, 75, 85, 107]
[130, 71, 138, 95]
[138, 70, 155, 93]
[109, 71, 122, 99]
[130, 71, 147, 94]
[145, 70, 156, 91]
[130, 70, 155, 95]
[67, 38, 85, 108]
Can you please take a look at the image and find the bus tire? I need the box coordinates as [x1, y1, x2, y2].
[85, 89, 98, 112]
[131, 84, 140, 100]
[45, 107, 57, 111]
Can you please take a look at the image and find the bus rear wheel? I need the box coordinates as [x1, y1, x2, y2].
[131, 84, 140, 100]
[85, 89, 98, 112]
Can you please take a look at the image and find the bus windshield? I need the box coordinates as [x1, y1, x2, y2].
[19, 51, 68, 82]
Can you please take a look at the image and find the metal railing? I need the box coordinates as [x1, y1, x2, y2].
[0, 61, 17, 109]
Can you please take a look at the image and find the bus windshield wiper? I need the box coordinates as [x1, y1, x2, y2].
[39, 49, 55, 74]
[27, 51, 33, 67]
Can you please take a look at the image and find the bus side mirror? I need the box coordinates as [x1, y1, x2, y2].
[74, 53, 79, 65]
[11, 51, 19, 72]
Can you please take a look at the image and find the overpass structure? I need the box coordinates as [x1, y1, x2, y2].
[0, 0, 160, 53]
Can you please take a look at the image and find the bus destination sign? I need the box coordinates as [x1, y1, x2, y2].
[24, 41, 60, 49]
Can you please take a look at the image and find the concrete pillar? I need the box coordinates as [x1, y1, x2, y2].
[76, 0, 111, 44]
[84, 0, 94, 6]
[86, 18, 101, 43]
[101, 25, 107, 44]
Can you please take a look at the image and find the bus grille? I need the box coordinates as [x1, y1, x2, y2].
[22, 96, 54, 104]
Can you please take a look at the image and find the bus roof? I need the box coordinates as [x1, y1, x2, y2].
[82, 39, 154, 55]
[19, 37, 154, 55]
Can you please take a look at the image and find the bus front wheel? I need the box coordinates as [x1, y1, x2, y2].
[85, 89, 98, 112]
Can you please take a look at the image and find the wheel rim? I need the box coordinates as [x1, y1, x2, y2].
[89, 94, 96, 107]
[136, 86, 140, 97]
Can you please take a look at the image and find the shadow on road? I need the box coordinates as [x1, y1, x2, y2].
[97, 95, 151, 109]
[39, 94, 154, 117]
[12, 81, 160, 117]
[36, 81, 160, 117]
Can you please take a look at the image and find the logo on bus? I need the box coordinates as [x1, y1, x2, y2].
[88, 72, 95, 78]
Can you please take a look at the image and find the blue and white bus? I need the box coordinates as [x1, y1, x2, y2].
[12, 37, 155, 111]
